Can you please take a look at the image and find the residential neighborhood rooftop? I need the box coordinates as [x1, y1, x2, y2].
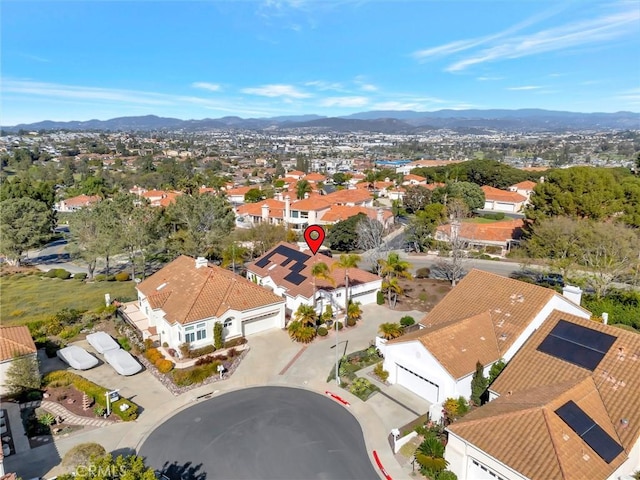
[0, 326, 37, 361]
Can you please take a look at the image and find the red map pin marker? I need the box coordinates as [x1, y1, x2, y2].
[303, 225, 325, 255]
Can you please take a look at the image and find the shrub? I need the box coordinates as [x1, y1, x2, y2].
[112, 399, 138, 421]
[288, 321, 317, 343]
[106, 275, 116, 282]
[214, 322, 224, 350]
[188, 344, 216, 359]
[118, 337, 131, 351]
[179, 342, 191, 358]
[376, 290, 385, 305]
[155, 359, 174, 373]
[349, 377, 375, 399]
[39, 412, 55, 426]
[226, 347, 238, 358]
[167, 348, 177, 358]
[93, 406, 106, 417]
[224, 336, 247, 349]
[415, 267, 431, 279]
[145, 348, 162, 363]
[73, 272, 87, 281]
[114, 272, 130, 282]
[62, 442, 107, 469]
[195, 355, 218, 366]
[44, 340, 61, 358]
[437, 471, 458, 480]
[172, 362, 220, 387]
[373, 362, 389, 382]
[59, 325, 82, 340]
[317, 326, 328, 336]
[144, 338, 154, 350]
[334, 321, 344, 331]
[44, 269, 59, 278]
[400, 316, 415, 327]
[55, 269, 72, 280]
[94, 274, 107, 282]
[346, 317, 356, 327]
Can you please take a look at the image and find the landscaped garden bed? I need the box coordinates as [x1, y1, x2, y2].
[326, 346, 384, 401]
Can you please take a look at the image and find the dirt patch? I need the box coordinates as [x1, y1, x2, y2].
[383, 278, 453, 313]
[43, 386, 117, 421]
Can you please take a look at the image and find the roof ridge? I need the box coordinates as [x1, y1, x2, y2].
[541, 408, 567, 479]
[452, 401, 546, 429]
[486, 310, 504, 357]
[183, 266, 214, 323]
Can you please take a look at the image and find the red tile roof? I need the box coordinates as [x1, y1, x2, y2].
[61, 194, 101, 207]
[482, 185, 527, 203]
[321, 205, 392, 223]
[137, 255, 284, 325]
[0, 326, 37, 361]
[437, 219, 524, 244]
[511, 180, 536, 190]
[323, 189, 373, 205]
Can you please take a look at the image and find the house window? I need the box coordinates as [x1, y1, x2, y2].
[184, 325, 195, 343]
[178, 332, 181, 342]
[196, 322, 206, 341]
[223, 318, 233, 329]
[300, 212, 308, 219]
[291, 210, 299, 218]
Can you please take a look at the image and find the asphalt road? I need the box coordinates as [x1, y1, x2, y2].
[138, 386, 379, 480]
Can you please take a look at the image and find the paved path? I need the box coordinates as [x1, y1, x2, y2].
[40, 401, 115, 428]
[7, 304, 429, 480]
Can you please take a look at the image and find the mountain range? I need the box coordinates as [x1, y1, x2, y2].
[4, 109, 639, 134]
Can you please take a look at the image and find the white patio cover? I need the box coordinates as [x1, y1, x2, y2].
[104, 349, 142, 376]
[86, 332, 120, 354]
[57, 345, 99, 370]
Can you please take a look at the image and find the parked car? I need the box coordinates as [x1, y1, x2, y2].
[86, 332, 120, 354]
[57, 346, 99, 370]
[104, 349, 142, 376]
[537, 273, 565, 288]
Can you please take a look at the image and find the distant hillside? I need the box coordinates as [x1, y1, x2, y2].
[4, 109, 638, 133]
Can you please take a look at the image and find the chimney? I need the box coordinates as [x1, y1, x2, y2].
[304, 192, 310, 199]
[602, 312, 609, 325]
[195, 257, 208, 269]
[562, 285, 583, 305]
[285, 195, 291, 222]
[275, 191, 283, 201]
[377, 208, 384, 224]
[261, 203, 269, 221]
[539, 176, 545, 183]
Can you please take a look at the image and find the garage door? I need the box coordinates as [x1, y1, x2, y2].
[468, 458, 507, 480]
[396, 364, 439, 403]
[496, 202, 515, 212]
[242, 311, 280, 336]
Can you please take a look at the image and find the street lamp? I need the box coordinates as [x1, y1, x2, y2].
[105, 389, 120, 417]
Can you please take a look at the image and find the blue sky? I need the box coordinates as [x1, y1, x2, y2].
[2, 0, 639, 124]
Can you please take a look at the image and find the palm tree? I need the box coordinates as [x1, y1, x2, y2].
[382, 277, 404, 308]
[311, 261, 334, 314]
[294, 304, 318, 328]
[287, 321, 316, 343]
[221, 242, 248, 272]
[378, 322, 403, 340]
[347, 301, 362, 323]
[332, 253, 361, 310]
[378, 252, 413, 281]
[415, 435, 448, 474]
[296, 180, 312, 200]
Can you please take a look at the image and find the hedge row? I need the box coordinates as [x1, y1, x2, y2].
[43, 371, 138, 421]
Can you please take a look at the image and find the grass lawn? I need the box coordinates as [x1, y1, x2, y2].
[0, 274, 137, 326]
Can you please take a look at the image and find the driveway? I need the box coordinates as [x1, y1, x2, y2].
[139, 386, 379, 480]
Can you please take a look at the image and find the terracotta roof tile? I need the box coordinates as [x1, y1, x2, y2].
[320, 205, 392, 223]
[322, 189, 373, 205]
[0, 326, 37, 361]
[482, 185, 527, 203]
[490, 310, 640, 454]
[237, 199, 286, 219]
[437, 219, 524, 244]
[290, 197, 331, 211]
[511, 180, 537, 190]
[137, 255, 284, 325]
[61, 194, 101, 207]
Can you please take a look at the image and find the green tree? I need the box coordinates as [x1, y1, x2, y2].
[402, 185, 432, 214]
[415, 435, 448, 475]
[470, 361, 488, 406]
[57, 454, 156, 480]
[4, 353, 41, 396]
[433, 181, 485, 211]
[275, 160, 285, 179]
[332, 253, 361, 310]
[406, 203, 447, 251]
[296, 179, 312, 200]
[294, 304, 318, 328]
[327, 213, 366, 252]
[522, 216, 582, 277]
[68, 206, 102, 279]
[244, 188, 264, 203]
[381, 277, 404, 309]
[0, 197, 51, 265]
[221, 242, 248, 270]
[347, 301, 363, 322]
[488, 359, 506, 384]
[332, 172, 349, 185]
[214, 322, 224, 349]
[311, 260, 334, 311]
[166, 193, 235, 258]
[378, 252, 413, 281]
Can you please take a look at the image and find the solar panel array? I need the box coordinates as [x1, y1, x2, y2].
[555, 401, 624, 463]
[537, 320, 617, 371]
[254, 245, 311, 286]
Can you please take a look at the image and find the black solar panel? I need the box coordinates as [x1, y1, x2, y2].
[254, 245, 311, 286]
[254, 255, 271, 268]
[555, 401, 623, 463]
[537, 320, 616, 371]
[285, 272, 306, 285]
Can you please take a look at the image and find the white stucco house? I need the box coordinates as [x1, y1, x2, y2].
[0, 326, 38, 396]
[378, 270, 590, 420]
[135, 255, 286, 351]
[246, 242, 382, 317]
[445, 310, 640, 480]
[481, 186, 528, 213]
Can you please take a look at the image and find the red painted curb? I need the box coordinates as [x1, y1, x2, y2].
[324, 390, 350, 406]
[372, 450, 393, 480]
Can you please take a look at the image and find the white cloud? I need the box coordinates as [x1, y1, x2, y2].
[446, 6, 640, 72]
[614, 87, 640, 105]
[305, 80, 344, 91]
[507, 85, 542, 91]
[476, 76, 503, 81]
[191, 82, 221, 92]
[241, 84, 311, 98]
[360, 83, 377, 92]
[319, 96, 369, 108]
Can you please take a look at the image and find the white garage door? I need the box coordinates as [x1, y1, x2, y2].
[242, 312, 280, 336]
[496, 202, 515, 212]
[468, 458, 507, 480]
[396, 364, 439, 403]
